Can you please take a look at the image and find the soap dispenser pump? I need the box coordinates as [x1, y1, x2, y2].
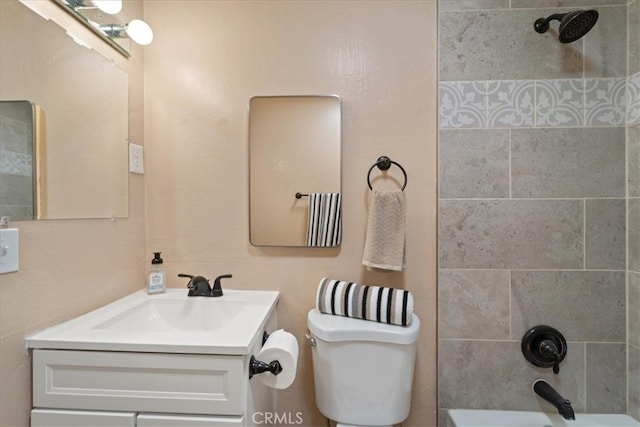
[147, 252, 167, 294]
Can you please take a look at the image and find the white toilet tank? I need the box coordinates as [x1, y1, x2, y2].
[307, 309, 420, 426]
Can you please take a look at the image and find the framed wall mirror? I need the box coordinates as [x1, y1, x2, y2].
[0, 0, 129, 221]
[249, 96, 341, 247]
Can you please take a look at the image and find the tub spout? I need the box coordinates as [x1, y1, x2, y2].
[533, 379, 575, 420]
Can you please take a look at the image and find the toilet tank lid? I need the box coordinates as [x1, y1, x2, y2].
[307, 309, 420, 344]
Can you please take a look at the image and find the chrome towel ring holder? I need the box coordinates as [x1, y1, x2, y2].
[367, 156, 407, 191]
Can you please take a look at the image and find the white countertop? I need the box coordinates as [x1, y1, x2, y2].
[26, 288, 280, 355]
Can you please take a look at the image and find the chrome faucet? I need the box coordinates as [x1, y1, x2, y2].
[533, 379, 575, 420]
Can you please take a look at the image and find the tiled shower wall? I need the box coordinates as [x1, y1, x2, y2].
[437, 0, 639, 422]
[627, 0, 640, 422]
[0, 101, 34, 220]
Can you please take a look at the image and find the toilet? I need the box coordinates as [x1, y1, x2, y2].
[306, 308, 420, 427]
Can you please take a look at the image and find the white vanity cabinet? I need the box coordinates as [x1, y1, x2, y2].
[31, 409, 136, 427]
[26, 289, 281, 427]
[31, 410, 244, 427]
[30, 330, 274, 427]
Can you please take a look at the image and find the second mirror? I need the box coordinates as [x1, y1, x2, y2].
[249, 95, 341, 247]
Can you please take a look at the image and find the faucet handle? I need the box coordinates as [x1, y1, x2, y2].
[211, 274, 232, 297]
[178, 274, 195, 288]
[522, 325, 567, 374]
[538, 339, 562, 374]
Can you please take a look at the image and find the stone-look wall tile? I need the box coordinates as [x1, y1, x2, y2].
[630, 199, 640, 272]
[630, 125, 640, 197]
[0, 150, 32, 176]
[630, 272, 640, 348]
[486, 81, 535, 127]
[0, 115, 32, 155]
[439, 409, 452, 427]
[585, 199, 626, 270]
[0, 205, 32, 221]
[439, 9, 583, 81]
[438, 269, 510, 339]
[438, 340, 585, 411]
[0, 115, 26, 153]
[511, 128, 625, 198]
[630, 344, 640, 421]
[0, 174, 34, 206]
[439, 81, 486, 128]
[438, 0, 510, 11]
[511, 0, 627, 7]
[585, 78, 627, 126]
[629, 73, 640, 125]
[584, 6, 627, 78]
[586, 343, 627, 413]
[439, 200, 583, 269]
[511, 271, 626, 342]
[439, 129, 509, 198]
[535, 79, 584, 127]
[630, 0, 640, 75]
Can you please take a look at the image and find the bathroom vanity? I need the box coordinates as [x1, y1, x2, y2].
[25, 289, 280, 427]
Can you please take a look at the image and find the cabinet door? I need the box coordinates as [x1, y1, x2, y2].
[33, 350, 244, 415]
[137, 413, 244, 426]
[31, 409, 135, 427]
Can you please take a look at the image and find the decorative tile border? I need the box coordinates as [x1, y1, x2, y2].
[439, 81, 486, 128]
[536, 80, 584, 127]
[629, 72, 640, 125]
[585, 78, 627, 126]
[440, 72, 640, 129]
[486, 80, 534, 128]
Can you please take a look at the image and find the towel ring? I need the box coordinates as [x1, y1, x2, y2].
[367, 156, 407, 191]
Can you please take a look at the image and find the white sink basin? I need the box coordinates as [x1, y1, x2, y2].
[26, 289, 280, 355]
[93, 298, 244, 331]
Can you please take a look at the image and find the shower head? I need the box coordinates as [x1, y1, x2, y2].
[534, 9, 599, 43]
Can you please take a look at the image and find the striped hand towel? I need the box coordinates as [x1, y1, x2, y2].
[306, 193, 342, 247]
[316, 277, 414, 326]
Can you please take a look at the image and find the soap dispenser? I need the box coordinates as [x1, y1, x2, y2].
[147, 252, 167, 294]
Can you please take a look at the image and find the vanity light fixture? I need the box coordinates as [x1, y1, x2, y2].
[64, 0, 123, 15]
[99, 19, 154, 45]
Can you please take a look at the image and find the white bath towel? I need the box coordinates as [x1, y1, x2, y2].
[362, 189, 405, 271]
[305, 193, 342, 247]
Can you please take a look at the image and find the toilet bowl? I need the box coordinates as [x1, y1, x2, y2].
[306, 308, 420, 426]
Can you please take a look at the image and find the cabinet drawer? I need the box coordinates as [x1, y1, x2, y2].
[33, 350, 245, 415]
[137, 413, 243, 426]
[31, 409, 135, 427]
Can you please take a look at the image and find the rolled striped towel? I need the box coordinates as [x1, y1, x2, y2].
[315, 278, 414, 326]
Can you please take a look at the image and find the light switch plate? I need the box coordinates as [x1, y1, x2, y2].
[0, 228, 19, 274]
[129, 143, 144, 174]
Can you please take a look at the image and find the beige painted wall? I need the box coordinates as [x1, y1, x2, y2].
[144, 1, 438, 426]
[0, 1, 146, 426]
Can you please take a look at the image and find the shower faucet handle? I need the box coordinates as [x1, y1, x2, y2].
[538, 339, 562, 374]
[521, 325, 568, 375]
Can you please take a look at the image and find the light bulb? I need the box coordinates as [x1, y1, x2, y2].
[126, 19, 153, 45]
[91, 0, 122, 15]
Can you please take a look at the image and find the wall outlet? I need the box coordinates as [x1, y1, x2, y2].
[129, 143, 144, 174]
[0, 228, 19, 274]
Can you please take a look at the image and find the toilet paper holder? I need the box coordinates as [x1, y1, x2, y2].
[249, 330, 283, 379]
[249, 355, 282, 379]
